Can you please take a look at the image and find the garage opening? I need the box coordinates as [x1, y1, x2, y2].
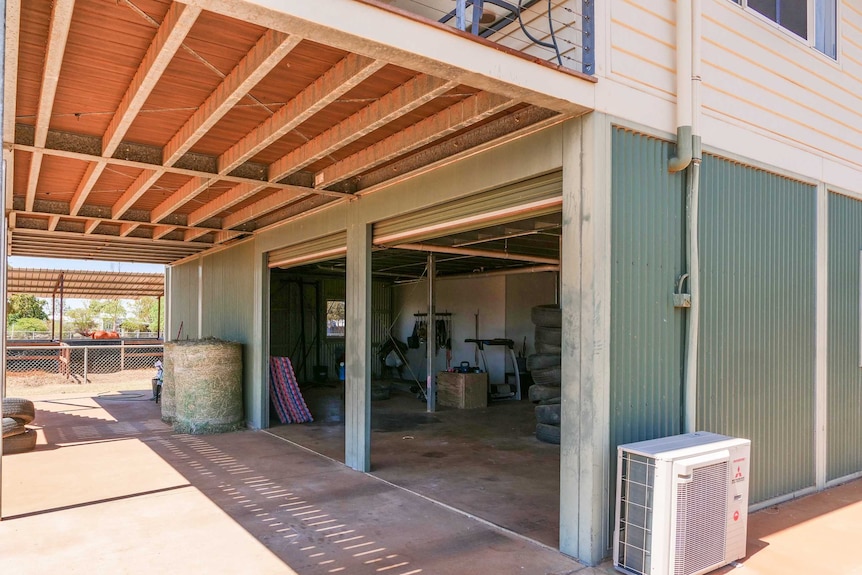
[266, 202, 566, 546]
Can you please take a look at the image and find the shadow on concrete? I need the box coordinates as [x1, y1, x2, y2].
[1, 391, 585, 575]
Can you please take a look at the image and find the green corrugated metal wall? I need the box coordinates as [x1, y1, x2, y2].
[610, 127, 687, 454]
[610, 128, 818, 507]
[827, 192, 862, 480]
[168, 258, 199, 339]
[697, 157, 816, 503]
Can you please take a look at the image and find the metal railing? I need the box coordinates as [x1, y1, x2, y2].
[7, 330, 162, 340]
[6, 342, 163, 382]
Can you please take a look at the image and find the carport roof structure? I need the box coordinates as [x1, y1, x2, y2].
[6, 267, 165, 299]
[4, 0, 594, 266]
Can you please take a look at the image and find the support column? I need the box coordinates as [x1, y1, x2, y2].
[559, 113, 612, 565]
[815, 182, 828, 488]
[196, 256, 203, 338]
[249, 249, 269, 430]
[345, 203, 372, 471]
[426, 253, 436, 412]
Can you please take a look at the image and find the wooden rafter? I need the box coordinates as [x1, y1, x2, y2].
[163, 30, 303, 166]
[119, 222, 140, 237]
[13, 208, 212, 234]
[69, 160, 107, 216]
[102, 2, 201, 157]
[48, 215, 60, 231]
[187, 181, 267, 226]
[268, 75, 457, 183]
[213, 230, 244, 244]
[152, 225, 176, 239]
[84, 219, 101, 234]
[112, 169, 163, 220]
[150, 176, 211, 223]
[184, 227, 214, 242]
[221, 187, 310, 229]
[218, 53, 386, 175]
[26, 0, 75, 212]
[3, 0, 21, 144]
[314, 92, 513, 188]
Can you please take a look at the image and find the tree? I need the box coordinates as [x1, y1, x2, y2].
[129, 296, 164, 334]
[7, 294, 48, 325]
[11, 317, 48, 334]
[66, 306, 97, 335]
[90, 299, 127, 331]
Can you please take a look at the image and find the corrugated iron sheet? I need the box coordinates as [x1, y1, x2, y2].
[168, 258, 200, 339]
[697, 156, 816, 503]
[827, 192, 862, 480]
[610, 128, 687, 454]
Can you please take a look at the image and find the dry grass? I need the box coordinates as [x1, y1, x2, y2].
[5, 368, 157, 398]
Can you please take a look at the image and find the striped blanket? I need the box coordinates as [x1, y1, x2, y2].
[269, 356, 314, 424]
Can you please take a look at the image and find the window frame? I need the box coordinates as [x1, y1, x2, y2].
[732, 0, 837, 60]
[325, 299, 346, 339]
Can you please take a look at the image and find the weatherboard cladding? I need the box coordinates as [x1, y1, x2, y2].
[827, 192, 862, 481]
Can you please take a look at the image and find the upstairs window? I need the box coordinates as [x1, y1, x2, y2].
[734, 0, 837, 59]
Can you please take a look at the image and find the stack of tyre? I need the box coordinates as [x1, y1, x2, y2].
[2, 397, 37, 454]
[527, 304, 562, 445]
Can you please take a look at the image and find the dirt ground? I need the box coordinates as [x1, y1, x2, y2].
[4, 368, 157, 398]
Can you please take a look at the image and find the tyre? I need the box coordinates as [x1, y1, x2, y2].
[535, 326, 561, 347]
[537, 396, 561, 405]
[371, 383, 391, 401]
[535, 403, 561, 425]
[2, 397, 35, 424]
[2, 417, 27, 438]
[531, 304, 561, 328]
[3, 428, 37, 454]
[535, 341, 562, 354]
[526, 353, 561, 371]
[528, 384, 561, 403]
[536, 423, 561, 445]
[531, 365, 561, 386]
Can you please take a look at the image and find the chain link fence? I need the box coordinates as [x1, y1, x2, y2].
[6, 342, 163, 382]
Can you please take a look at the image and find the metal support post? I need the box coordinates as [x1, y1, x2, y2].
[426, 253, 436, 412]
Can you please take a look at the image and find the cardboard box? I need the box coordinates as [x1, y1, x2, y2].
[436, 371, 487, 409]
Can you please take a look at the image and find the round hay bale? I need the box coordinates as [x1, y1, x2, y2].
[160, 341, 177, 424]
[172, 339, 243, 434]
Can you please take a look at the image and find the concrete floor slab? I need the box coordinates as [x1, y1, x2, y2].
[1, 391, 584, 575]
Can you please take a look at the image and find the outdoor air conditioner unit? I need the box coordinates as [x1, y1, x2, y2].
[613, 432, 751, 575]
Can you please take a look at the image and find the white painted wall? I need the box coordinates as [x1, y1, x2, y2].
[505, 271, 559, 357]
[392, 271, 559, 387]
[596, 0, 862, 192]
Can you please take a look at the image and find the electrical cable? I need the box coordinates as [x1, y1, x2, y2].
[518, 0, 562, 66]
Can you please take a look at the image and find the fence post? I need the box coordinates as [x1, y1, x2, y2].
[121, 341, 125, 371]
[83, 346, 88, 384]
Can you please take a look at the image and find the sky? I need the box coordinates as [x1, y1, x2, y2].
[8, 256, 165, 274]
[8, 256, 165, 312]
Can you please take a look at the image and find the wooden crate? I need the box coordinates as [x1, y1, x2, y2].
[436, 371, 487, 409]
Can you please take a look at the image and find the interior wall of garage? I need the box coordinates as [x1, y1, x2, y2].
[270, 271, 391, 384]
[827, 192, 862, 482]
[697, 156, 817, 504]
[505, 272, 559, 357]
[394, 276, 507, 383]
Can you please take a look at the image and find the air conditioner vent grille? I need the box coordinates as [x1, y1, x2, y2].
[673, 461, 728, 575]
[617, 452, 656, 575]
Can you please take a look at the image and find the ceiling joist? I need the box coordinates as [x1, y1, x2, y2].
[218, 53, 386, 175]
[163, 29, 303, 166]
[103, 2, 202, 157]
